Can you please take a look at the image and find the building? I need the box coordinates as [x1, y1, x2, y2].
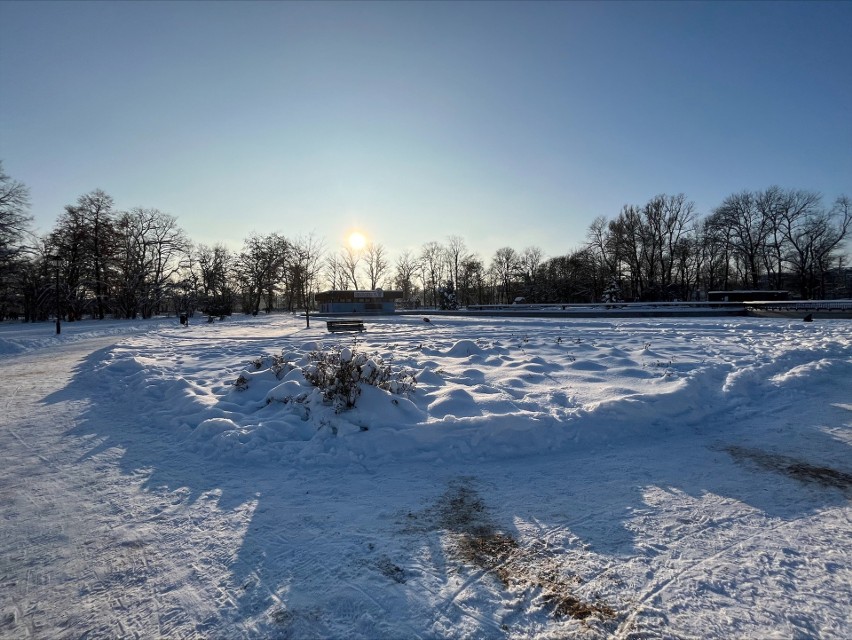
[314, 289, 402, 314]
[707, 290, 789, 302]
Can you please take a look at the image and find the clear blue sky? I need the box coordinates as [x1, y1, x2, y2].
[2, 0, 850, 261]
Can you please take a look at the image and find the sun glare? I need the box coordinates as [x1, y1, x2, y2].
[348, 231, 367, 250]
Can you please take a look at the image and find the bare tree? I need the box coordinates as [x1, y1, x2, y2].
[671, 232, 702, 301]
[756, 186, 792, 290]
[658, 194, 697, 296]
[195, 243, 235, 316]
[323, 253, 349, 291]
[701, 211, 735, 291]
[286, 233, 325, 310]
[491, 246, 518, 303]
[393, 249, 419, 303]
[49, 202, 92, 320]
[538, 249, 600, 303]
[608, 206, 645, 299]
[781, 192, 851, 297]
[0, 162, 33, 319]
[234, 233, 288, 314]
[113, 211, 147, 318]
[58, 190, 117, 319]
[84, 190, 116, 319]
[419, 241, 445, 307]
[586, 216, 619, 283]
[19, 242, 54, 322]
[142, 209, 189, 316]
[0, 161, 32, 258]
[820, 195, 852, 296]
[341, 246, 361, 290]
[112, 208, 189, 318]
[445, 235, 468, 291]
[712, 190, 773, 289]
[363, 242, 389, 289]
[458, 254, 485, 305]
[517, 246, 545, 301]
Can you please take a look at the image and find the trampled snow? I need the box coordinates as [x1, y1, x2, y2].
[1, 313, 850, 638]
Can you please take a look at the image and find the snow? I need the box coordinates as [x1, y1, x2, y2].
[1, 313, 850, 638]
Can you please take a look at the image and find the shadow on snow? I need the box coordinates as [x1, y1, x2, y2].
[43, 342, 852, 638]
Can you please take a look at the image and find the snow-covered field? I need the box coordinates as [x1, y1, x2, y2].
[1, 313, 850, 639]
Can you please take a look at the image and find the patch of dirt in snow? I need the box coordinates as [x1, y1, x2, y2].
[268, 605, 324, 639]
[374, 556, 407, 584]
[429, 480, 617, 624]
[725, 446, 852, 491]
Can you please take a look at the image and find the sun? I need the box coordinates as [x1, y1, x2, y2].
[347, 231, 367, 251]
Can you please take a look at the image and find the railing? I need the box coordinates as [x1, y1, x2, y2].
[453, 300, 852, 317]
[744, 300, 852, 312]
[465, 302, 744, 312]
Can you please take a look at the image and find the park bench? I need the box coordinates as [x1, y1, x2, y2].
[326, 319, 365, 333]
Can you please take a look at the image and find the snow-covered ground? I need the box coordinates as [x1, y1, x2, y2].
[1, 313, 850, 639]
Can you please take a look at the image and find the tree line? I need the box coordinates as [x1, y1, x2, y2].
[1, 160, 850, 322]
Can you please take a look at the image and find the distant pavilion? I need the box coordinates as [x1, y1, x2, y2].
[314, 289, 403, 314]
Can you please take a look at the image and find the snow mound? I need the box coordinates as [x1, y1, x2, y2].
[445, 339, 486, 357]
[65, 315, 850, 467]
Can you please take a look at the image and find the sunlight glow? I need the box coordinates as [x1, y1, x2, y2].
[348, 231, 367, 251]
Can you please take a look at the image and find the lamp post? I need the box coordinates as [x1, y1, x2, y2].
[48, 254, 61, 335]
[305, 290, 311, 328]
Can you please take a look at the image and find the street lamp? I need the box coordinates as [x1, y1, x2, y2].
[48, 254, 61, 335]
[305, 290, 311, 328]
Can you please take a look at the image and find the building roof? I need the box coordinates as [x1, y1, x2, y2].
[315, 289, 403, 302]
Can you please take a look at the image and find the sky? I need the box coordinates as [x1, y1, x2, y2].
[1, 0, 851, 263]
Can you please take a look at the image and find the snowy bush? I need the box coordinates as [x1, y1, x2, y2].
[302, 346, 416, 412]
[233, 354, 296, 391]
[250, 354, 293, 377]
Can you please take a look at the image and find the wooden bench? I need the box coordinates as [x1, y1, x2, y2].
[326, 320, 365, 333]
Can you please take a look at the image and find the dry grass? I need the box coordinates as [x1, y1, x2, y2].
[726, 446, 852, 491]
[435, 482, 616, 623]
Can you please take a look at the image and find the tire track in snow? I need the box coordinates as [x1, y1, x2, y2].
[612, 508, 833, 639]
[0, 335, 232, 639]
[3, 384, 21, 411]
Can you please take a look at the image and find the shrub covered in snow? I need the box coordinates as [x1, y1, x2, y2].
[302, 346, 416, 412]
[233, 354, 296, 391]
[250, 354, 293, 376]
